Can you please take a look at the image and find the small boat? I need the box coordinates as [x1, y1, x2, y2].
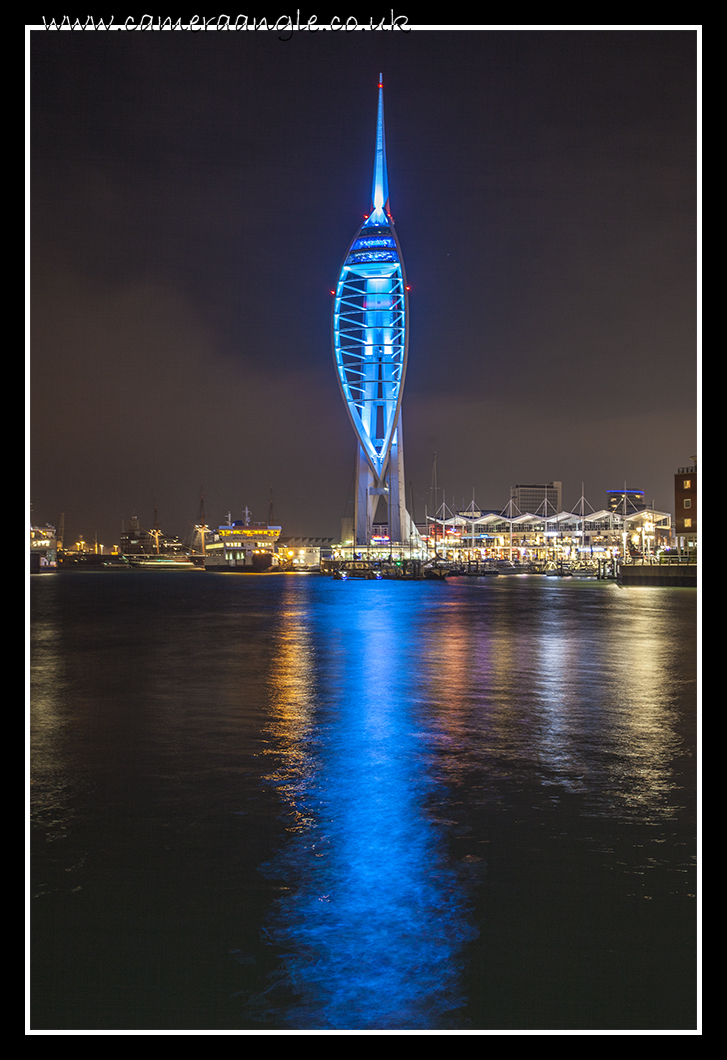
[333, 561, 382, 580]
[127, 555, 199, 570]
[496, 561, 528, 575]
[422, 562, 450, 581]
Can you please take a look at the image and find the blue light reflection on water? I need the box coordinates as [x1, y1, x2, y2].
[246, 575, 696, 1029]
[30, 572, 697, 1030]
[256, 579, 478, 1029]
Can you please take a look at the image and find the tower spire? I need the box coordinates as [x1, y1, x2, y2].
[332, 77, 418, 549]
[369, 73, 389, 222]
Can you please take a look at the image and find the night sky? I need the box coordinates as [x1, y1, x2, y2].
[29, 26, 698, 547]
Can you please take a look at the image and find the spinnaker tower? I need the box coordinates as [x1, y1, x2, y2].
[332, 76, 417, 547]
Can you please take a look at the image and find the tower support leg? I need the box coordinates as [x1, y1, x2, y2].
[354, 415, 418, 549]
[355, 446, 380, 547]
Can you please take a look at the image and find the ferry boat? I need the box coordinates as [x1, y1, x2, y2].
[204, 512, 283, 572]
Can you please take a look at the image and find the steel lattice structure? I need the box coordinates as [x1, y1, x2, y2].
[332, 77, 417, 547]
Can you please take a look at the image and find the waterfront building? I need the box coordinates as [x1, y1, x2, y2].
[331, 484, 672, 565]
[674, 460, 697, 550]
[510, 482, 562, 516]
[277, 536, 335, 570]
[332, 76, 418, 548]
[30, 524, 57, 570]
[413, 505, 672, 564]
[607, 488, 645, 514]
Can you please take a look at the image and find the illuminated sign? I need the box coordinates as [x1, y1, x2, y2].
[219, 527, 280, 539]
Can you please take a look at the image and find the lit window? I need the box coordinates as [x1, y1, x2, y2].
[684, 518, 692, 528]
[683, 479, 691, 489]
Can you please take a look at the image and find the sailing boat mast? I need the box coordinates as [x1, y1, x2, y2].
[195, 485, 208, 556]
[430, 453, 438, 555]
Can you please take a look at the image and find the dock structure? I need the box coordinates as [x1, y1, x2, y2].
[618, 561, 697, 587]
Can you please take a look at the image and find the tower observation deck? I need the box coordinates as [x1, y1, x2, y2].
[332, 76, 418, 548]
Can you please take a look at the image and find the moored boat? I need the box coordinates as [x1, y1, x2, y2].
[127, 555, 199, 570]
[422, 561, 450, 580]
[332, 561, 382, 580]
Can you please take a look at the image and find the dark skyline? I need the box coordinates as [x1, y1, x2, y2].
[29, 27, 698, 547]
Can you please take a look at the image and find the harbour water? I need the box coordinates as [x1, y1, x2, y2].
[30, 571, 698, 1031]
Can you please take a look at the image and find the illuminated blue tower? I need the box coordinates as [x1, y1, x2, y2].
[332, 76, 417, 547]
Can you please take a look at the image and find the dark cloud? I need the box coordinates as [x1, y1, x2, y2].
[30, 28, 698, 544]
